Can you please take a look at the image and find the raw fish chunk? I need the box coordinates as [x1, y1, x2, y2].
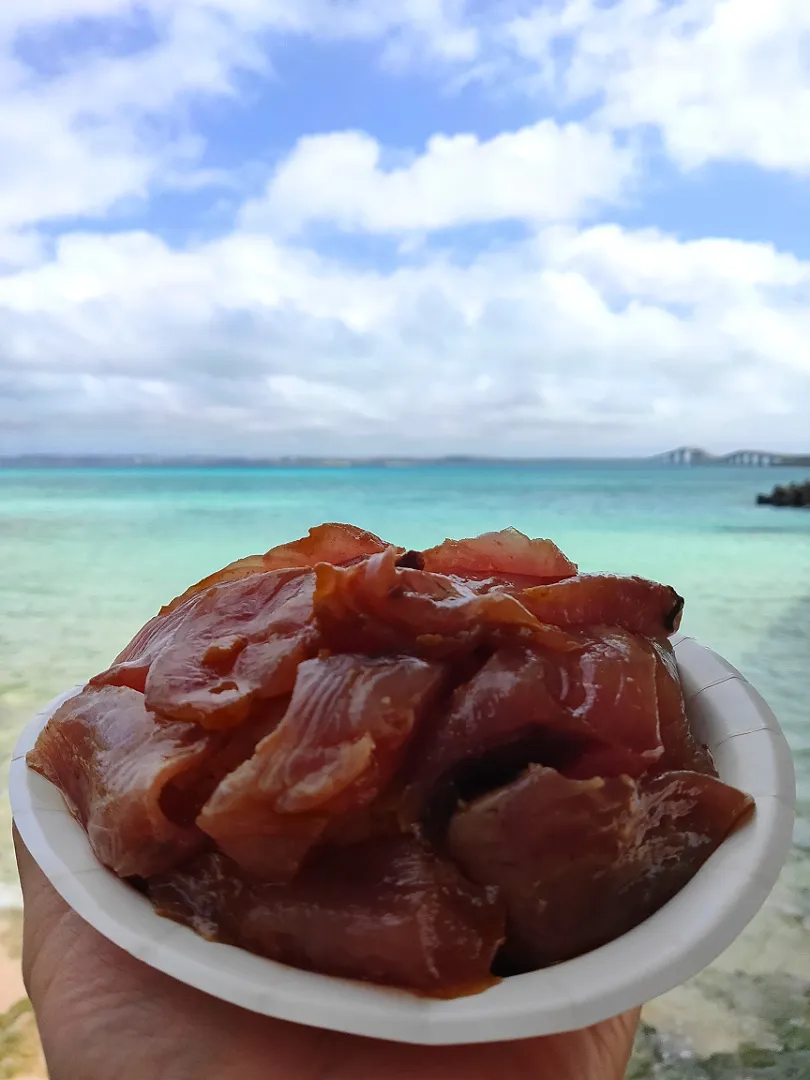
[420, 528, 577, 583]
[149, 839, 505, 992]
[651, 638, 716, 775]
[161, 523, 393, 615]
[198, 654, 444, 880]
[401, 647, 585, 822]
[27, 686, 215, 877]
[557, 628, 663, 779]
[314, 548, 582, 659]
[447, 765, 754, 970]
[520, 574, 684, 636]
[403, 631, 667, 820]
[159, 699, 290, 828]
[96, 569, 315, 729]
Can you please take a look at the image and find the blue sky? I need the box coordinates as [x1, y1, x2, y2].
[1, 0, 809, 457]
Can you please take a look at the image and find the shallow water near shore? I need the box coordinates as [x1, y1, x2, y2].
[2, 462, 809, 1076]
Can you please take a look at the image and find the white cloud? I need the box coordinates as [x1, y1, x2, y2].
[0, 0, 130, 30]
[5, 0, 809, 252]
[1, 221, 808, 456]
[0, 7, 254, 234]
[242, 122, 635, 235]
[506, 0, 810, 174]
[1, 0, 809, 458]
[283, 0, 480, 64]
[537, 224, 810, 304]
[0, 230, 46, 271]
[0, 0, 482, 237]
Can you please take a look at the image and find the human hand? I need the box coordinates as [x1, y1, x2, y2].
[15, 830, 639, 1080]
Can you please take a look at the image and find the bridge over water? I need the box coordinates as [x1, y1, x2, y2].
[658, 447, 807, 466]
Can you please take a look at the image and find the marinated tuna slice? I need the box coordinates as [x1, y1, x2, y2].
[420, 528, 577, 583]
[149, 838, 505, 992]
[558, 628, 663, 779]
[313, 548, 582, 660]
[161, 523, 393, 616]
[96, 569, 316, 730]
[632, 769, 753, 891]
[26, 686, 215, 877]
[651, 638, 716, 775]
[99, 590, 209, 691]
[400, 647, 588, 823]
[402, 633, 666, 822]
[198, 654, 445, 880]
[447, 766, 753, 970]
[520, 574, 684, 637]
[159, 699, 290, 828]
[258, 522, 393, 570]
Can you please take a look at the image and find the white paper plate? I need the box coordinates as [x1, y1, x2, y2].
[9, 634, 796, 1046]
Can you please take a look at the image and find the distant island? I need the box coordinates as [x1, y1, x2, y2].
[1, 449, 809, 469]
[0, 454, 518, 469]
[0, 453, 634, 469]
[1, 454, 603, 469]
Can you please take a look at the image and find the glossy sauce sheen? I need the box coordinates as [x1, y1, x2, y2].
[27, 524, 754, 994]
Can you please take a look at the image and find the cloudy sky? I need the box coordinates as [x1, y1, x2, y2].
[1, 0, 809, 458]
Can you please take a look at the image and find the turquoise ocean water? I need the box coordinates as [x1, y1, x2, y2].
[2, 463, 809, 1071]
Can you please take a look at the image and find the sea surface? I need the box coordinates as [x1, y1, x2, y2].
[2, 463, 809, 1074]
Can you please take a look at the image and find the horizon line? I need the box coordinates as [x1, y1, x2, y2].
[2, 448, 809, 467]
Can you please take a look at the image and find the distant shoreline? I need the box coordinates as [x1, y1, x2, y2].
[1, 450, 809, 470]
[1, 455, 649, 469]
